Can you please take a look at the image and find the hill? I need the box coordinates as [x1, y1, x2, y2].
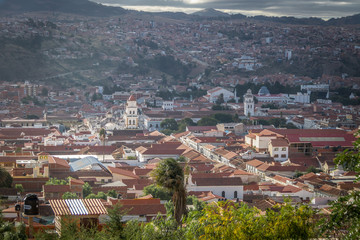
[0, 0, 126, 16]
[326, 13, 360, 25]
[192, 8, 230, 18]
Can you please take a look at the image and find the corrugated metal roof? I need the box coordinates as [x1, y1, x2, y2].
[66, 199, 88, 215]
[49, 199, 107, 216]
[69, 156, 106, 172]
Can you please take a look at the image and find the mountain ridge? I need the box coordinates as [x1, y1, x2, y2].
[0, 0, 359, 25]
[0, 0, 126, 17]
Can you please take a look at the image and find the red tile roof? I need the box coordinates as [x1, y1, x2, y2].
[108, 167, 139, 179]
[128, 95, 136, 101]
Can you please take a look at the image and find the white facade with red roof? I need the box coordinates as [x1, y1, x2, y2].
[268, 138, 289, 161]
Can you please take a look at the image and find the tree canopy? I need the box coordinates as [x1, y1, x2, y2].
[0, 167, 12, 188]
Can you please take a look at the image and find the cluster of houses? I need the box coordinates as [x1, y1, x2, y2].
[0, 115, 359, 235]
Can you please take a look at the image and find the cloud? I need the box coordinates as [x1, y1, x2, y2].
[93, 0, 360, 18]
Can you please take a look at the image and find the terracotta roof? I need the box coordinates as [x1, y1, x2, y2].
[108, 167, 139, 179]
[231, 169, 254, 176]
[49, 199, 107, 216]
[269, 138, 289, 147]
[246, 159, 265, 168]
[319, 184, 346, 196]
[109, 198, 166, 216]
[249, 199, 275, 211]
[70, 178, 85, 185]
[243, 183, 260, 191]
[133, 168, 152, 176]
[188, 191, 224, 201]
[128, 95, 136, 101]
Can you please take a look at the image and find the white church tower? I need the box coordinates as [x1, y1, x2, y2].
[244, 89, 254, 117]
[124, 95, 139, 129]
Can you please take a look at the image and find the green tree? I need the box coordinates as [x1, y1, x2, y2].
[143, 184, 172, 201]
[213, 113, 234, 123]
[15, 184, 24, 194]
[45, 177, 67, 185]
[107, 190, 117, 199]
[161, 129, 174, 136]
[185, 200, 317, 240]
[177, 156, 186, 163]
[82, 182, 92, 198]
[86, 192, 107, 200]
[306, 166, 322, 174]
[41, 87, 48, 96]
[62, 192, 78, 199]
[177, 118, 196, 132]
[104, 203, 124, 238]
[215, 93, 224, 105]
[321, 132, 360, 239]
[0, 221, 26, 240]
[151, 158, 187, 225]
[197, 116, 218, 126]
[0, 167, 12, 188]
[160, 119, 178, 131]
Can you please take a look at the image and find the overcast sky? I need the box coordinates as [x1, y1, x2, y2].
[93, 0, 360, 19]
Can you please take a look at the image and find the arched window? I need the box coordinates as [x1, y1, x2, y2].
[222, 191, 225, 198]
[234, 191, 238, 199]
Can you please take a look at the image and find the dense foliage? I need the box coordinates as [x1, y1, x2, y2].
[0, 167, 12, 188]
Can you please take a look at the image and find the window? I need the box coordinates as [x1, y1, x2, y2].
[281, 154, 286, 158]
[274, 154, 279, 158]
[282, 147, 286, 151]
[234, 191, 238, 198]
[274, 148, 279, 151]
[222, 191, 225, 198]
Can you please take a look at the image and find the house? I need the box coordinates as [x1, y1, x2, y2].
[49, 199, 107, 234]
[135, 142, 187, 162]
[42, 178, 85, 201]
[108, 167, 139, 182]
[245, 129, 356, 154]
[203, 87, 235, 103]
[187, 173, 244, 200]
[268, 138, 289, 162]
[108, 198, 166, 222]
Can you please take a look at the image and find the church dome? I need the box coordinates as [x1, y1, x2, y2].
[258, 86, 270, 96]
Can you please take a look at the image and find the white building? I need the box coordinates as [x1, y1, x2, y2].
[187, 175, 244, 200]
[204, 87, 235, 103]
[243, 89, 255, 117]
[124, 95, 139, 129]
[268, 138, 289, 162]
[289, 92, 310, 104]
[162, 101, 174, 111]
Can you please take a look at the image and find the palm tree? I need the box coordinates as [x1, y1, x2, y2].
[152, 158, 187, 225]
